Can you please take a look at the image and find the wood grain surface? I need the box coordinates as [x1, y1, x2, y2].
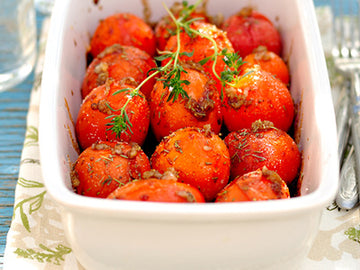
[0, 13, 44, 268]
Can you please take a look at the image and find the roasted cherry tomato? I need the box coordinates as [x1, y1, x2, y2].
[76, 81, 150, 150]
[215, 166, 290, 202]
[150, 62, 222, 141]
[107, 168, 205, 202]
[155, 2, 209, 51]
[222, 65, 294, 132]
[90, 13, 156, 58]
[242, 46, 289, 85]
[163, 21, 234, 94]
[82, 44, 157, 99]
[224, 120, 301, 185]
[221, 7, 282, 58]
[151, 126, 230, 201]
[71, 141, 150, 198]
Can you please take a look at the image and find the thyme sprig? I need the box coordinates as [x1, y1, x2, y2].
[106, 0, 244, 137]
[106, 1, 201, 137]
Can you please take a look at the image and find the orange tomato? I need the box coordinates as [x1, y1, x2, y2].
[151, 126, 230, 201]
[155, 2, 209, 51]
[71, 141, 150, 198]
[107, 169, 205, 203]
[242, 46, 289, 85]
[150, 63, 222, 141]
[163, 21, 234, 94]
[224, 120, 301, 185]
[222, 65, 294, 132]
[215, 167, 290, 202]
[82, 44, 157, 99]
[76, 81, 150, 150]
[90, 13, 156, 58]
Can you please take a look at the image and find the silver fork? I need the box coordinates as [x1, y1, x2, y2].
[331, 0, 360, 209]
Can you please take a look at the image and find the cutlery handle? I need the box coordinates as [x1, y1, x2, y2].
[336, 143, 359, 209]
[336, 82, 351, 163]
[349, 71, 360, 201]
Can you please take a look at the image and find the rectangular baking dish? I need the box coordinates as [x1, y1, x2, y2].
[39, 0, 339, 269]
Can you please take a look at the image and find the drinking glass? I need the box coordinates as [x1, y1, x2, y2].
[35, 0, 54, 14]
[0, 0, 37, 92]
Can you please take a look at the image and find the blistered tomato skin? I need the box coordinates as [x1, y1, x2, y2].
[81, 44, 157, 99]
[150, 63, 222, 141]
[71, 141, 151, 198]
[107, 178, 205, 203]
[75, 82, 150, 150]
[242, 46, 290, 85]
[221, 8, 282, 58]
[222, 65, 294, 132]
[163, 21, 234, 94]
[151, 126, 230, 202]
[90, 13, 156, 58]
[224, 120, 301, 185]
[215, 167, 290, 202]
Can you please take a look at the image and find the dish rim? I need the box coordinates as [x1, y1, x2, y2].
[38, 0, 339, 221]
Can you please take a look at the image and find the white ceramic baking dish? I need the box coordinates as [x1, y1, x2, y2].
[39, 0, 339, 269]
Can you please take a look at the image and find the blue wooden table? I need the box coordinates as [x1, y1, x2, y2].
[0, 12, 45, 268]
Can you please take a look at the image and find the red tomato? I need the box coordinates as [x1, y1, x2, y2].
[163, 21, 234, 95]
[155, 2, 209, 51]
[90, 13, 156, 58]
[150, 63, 222, 141]
[107, 177, 205, 203]
[242, 46, 289, 85]
[224, 120, 301, 185]
[76, 81, 150, 150]
[82, 44, 157, 99]
[222, 65, 294, 132]
[215, 167, 290, 202]
[151, 126, 230, 201]
[221, 8, 282, 57]
[71, 141, 150, 198]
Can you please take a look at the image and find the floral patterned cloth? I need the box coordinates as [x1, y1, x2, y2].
[3, 17, 84, 270]
[3, 6, 360, 270]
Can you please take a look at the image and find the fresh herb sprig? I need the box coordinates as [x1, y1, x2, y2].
[165, 2, 246, 91]
[107, 0, 244, 138]
[106, 0, 201, 137]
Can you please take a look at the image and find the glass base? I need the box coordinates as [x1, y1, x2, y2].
[0, 51, 36, 92]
